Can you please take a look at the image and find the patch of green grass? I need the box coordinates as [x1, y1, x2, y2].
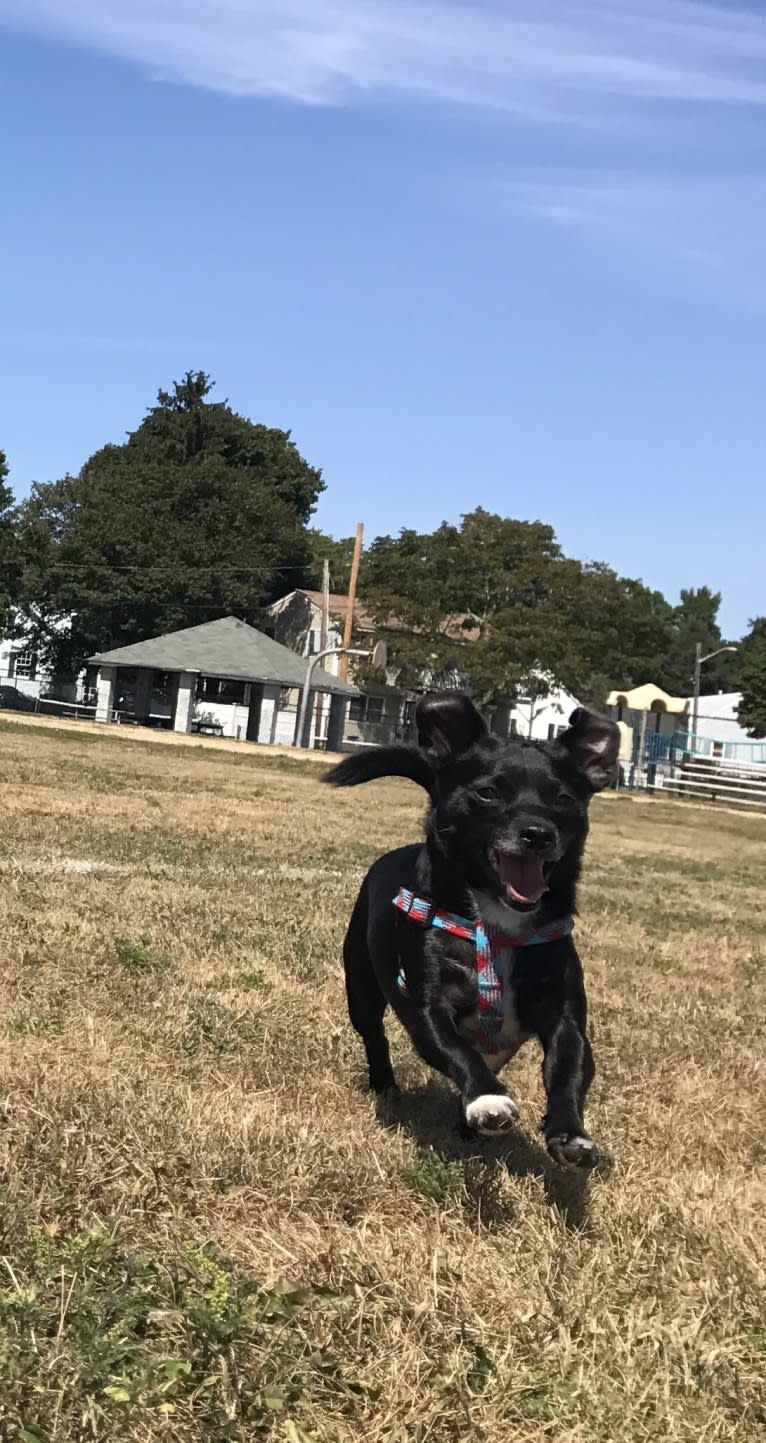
[743, 953, 765, 987]
[0, 718, 104, 745]
[7, 1009, 66, 1038]
[238, 969, 267, 991]
[203, 968, 269, 993]
[463, 1340, 499, 1396]
[0, 1223, 353, 1442]
[114, 935, 173, 977]
[511, 1374, 567, 1422]
[401, 1149, 465, 1205]
[181, 997, 260, 1057]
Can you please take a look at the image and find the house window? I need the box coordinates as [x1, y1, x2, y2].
[198, 677, 246, 704]
[13, 649, 36, 680]
[348, 694, 384, 724]
[547, 723, 556, 740]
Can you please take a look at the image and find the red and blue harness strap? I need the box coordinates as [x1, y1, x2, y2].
[392, 886, 573, 1053]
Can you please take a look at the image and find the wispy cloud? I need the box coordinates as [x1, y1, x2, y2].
[513, 171, 766, 284]
[2, 0, 766, 112]
[3, 1, 766, 291]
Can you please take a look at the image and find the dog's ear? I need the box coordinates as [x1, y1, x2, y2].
[558, 708, 620, 791]
[416, 692, 487, 763]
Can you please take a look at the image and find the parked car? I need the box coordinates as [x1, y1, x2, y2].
[0, 684, 38, 713]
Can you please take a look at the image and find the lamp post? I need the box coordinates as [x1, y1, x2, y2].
[691, 644, 737, 742]
[294, 641, 387, 749]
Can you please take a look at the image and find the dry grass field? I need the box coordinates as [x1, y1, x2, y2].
[0, 716, 764, 1443]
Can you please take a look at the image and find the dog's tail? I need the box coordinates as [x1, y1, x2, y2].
[323, 745, 433, 795]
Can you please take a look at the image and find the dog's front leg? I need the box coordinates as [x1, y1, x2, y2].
[408, 1003, 520, 1136]
[536, 1015, 598, 1169]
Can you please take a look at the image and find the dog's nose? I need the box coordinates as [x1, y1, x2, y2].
[519, 823, 555, 853]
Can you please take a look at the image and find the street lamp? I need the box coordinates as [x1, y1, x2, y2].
[294, 641, 387, 749]
[691, 643, 738, 741]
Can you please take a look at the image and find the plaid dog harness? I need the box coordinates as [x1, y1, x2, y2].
[393, 887, 573, 1052]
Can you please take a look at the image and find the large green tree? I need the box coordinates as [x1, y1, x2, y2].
[657, 587, 739, 697]
[0, 449, 22, 634]
[361, 510, 563, 702]
[359, 510, 676, 707]
[12, 373, 324, 674]
[304, 529, 359, 594]
[359, 510, 693, 707]
[536, 560, 676, 706]
[736, 618, 766, 737]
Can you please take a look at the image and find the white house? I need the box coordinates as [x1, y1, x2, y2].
[0, 634, 48, 699]
[0, 613, 87, 707]
[498, 684, 583, 743]
[686, 693, 753, 749]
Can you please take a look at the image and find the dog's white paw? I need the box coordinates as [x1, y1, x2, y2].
[547, 1134, 599, 1169]
[465, 1093, 520, 1135]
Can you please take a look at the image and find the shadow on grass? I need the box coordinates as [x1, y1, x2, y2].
[376, 1080, 594, 1234]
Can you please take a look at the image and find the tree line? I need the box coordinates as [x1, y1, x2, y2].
[1, 372, 763, 733]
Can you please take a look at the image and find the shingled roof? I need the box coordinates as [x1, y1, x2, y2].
[89, 617, 358, 695]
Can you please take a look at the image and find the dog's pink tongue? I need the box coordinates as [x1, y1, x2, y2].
[497, 853, 548, 905]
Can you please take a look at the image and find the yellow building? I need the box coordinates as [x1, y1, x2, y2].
[605, 684, 688, 763]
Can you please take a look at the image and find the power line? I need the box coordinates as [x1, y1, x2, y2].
[41, 560, 318, 574]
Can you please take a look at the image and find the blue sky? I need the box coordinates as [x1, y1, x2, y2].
[1, 1, 765, 639]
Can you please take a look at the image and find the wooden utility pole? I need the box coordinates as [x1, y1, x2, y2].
[339, 523, 364, 681]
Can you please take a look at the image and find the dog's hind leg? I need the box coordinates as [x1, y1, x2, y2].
[343, 905, 396, 1095]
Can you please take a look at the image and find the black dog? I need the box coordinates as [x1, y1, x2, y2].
[323, 693, 620, 1168]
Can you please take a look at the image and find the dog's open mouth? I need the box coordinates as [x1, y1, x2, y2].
[493, 851, 550, 906]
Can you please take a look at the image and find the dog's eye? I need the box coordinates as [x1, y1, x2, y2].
[557, 791, 578, 808]
[474, 785, 499, 803]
